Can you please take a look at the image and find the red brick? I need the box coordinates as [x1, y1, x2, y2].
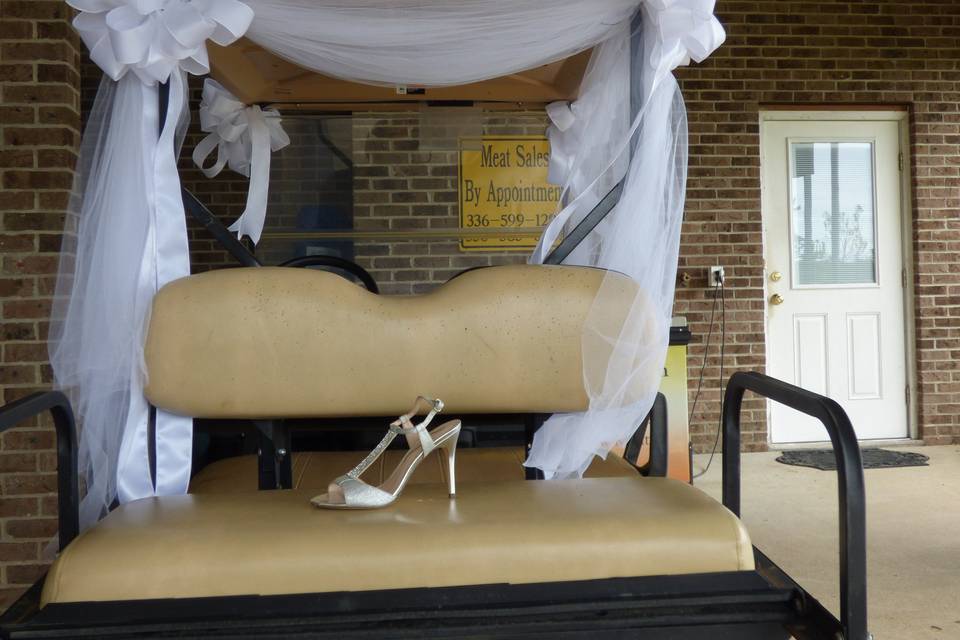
[36, 191, 69, 209]
[36, 21, 74, 41]
[2, 299, 51, 319]
[0, 64, 33, 82]
[0, 323, 36, 341]
[5, 168, 72, 194]
[3, 84, 76, 106]
[0, 365, 35, 385]
[0, 278, 33, 297]
[5, 564, 46, 586]
[38, 105, 79, 126]
[37, 234, 61, 253]
[0, 20, 33, 39]
[4, 518, 58, 540]
[0, 150, 33, 168]
[0, 234, 35, 252]
[0, 453, 37, 473]
[3, 343, 47, 364]
[3, 255, 58, 275]
[3, 127, 77, 148]
[3, 473, 57, 495]
[3, 1, 70, 21]
[0, 543, 36, 562]
[36, 148, 76, 169]
[0, 106, 35, 124]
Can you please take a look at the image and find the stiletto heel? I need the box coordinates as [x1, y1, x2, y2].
[311, 396, 461, 509]
[441, 434, 458, 497]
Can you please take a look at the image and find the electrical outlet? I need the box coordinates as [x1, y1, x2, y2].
[709, 266, 725, 286]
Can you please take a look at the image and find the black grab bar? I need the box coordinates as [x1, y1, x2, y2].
[0, 392, 79, 550]
[624, 391, 668, 477]
[722, 371, 867, 640]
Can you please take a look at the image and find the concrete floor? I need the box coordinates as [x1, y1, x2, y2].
[693, 445, 960, 640]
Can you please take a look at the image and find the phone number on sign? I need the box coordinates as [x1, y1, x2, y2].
[464, 213, 554, 228]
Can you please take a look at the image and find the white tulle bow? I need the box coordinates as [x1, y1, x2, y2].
[68, 0, 254, 85]
[192, 79, 290, 244]
[649, 0, 726, 71]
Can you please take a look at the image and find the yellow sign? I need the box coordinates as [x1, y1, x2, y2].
[458, 136, 560, 250]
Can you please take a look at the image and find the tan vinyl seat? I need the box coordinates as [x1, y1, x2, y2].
[41, 264, 756, 608]
[189, 447, 640, 494]
[143, 264, 658, 418]
[42, 477, 754, 605]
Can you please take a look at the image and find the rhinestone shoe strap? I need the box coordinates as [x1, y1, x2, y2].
[343, 396, 444, 480]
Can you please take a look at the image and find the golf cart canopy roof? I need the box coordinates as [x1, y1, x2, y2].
[209, 40, 592, 109]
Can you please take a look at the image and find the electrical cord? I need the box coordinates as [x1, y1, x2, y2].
[686, 281, 719, 433]
[692, 277, 726, 480]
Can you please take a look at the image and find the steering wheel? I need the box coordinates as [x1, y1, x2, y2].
[277, 255, 379, 294]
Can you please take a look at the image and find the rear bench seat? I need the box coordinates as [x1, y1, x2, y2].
[41, 265, 753, 605]
[43, 478, 752, 604]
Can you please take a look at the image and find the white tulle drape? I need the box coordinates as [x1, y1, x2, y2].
[523, 1, 719, 478]
[242, 0, 643, 87]
[525, 49, 689, 477]
[54, 0, 253, 526]
[50, 73, 193, 525]
[54, 0, 723, 524]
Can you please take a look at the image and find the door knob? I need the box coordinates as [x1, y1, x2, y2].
[770, 271, 782, 282]
[770, 293, 784, 305]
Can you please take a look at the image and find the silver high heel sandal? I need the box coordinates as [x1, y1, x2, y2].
[311, 396, 461, 509]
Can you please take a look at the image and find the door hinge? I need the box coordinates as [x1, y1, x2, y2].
[898, 151, 904, 172]
[902, 267, 907, 288]
[905, 384, 911, 407]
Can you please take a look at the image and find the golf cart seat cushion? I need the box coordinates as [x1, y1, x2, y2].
[144, 264, 651, 418]
[42, 477, 753, 604]
[188, 447, 639, 494]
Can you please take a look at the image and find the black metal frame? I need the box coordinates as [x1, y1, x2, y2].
[0, 392, 79, 551]
[1, 372, 868, 639]
[2, 572, 795, 639]
[252, 396, 670, 490]
[183, 188, 261, 267]
[722, 372, 868, 640]
[254, 420, 292, 490]
[544, 180, 624, 265]
[624, 391, 669, 477]
[277, 255, 379, 293]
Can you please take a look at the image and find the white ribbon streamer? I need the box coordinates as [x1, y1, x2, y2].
[192, 79, 290, 244]
[116, 71, 195, 504]
[64, 0, 253, 510]
[68, 0, 254, 85]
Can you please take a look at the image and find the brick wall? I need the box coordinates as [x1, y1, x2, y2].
[0, 0, 80, 608]
[349, 111, 545, 294]
[675, 0, 960, 450]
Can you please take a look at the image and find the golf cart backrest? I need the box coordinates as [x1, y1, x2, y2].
[143, 264, 652, 418]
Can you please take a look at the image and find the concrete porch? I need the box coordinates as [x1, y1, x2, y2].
[695, 445, 960, 640]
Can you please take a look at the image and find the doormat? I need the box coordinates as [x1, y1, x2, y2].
[776, 449, 929, 471]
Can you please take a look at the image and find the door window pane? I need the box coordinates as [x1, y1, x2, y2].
[790, 141, 877, 286]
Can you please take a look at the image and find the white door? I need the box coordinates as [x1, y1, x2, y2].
[762, 116, 909, 443]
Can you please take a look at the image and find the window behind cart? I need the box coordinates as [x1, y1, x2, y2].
[254, 108, 556, 294]
[201, 42, 590, 293]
